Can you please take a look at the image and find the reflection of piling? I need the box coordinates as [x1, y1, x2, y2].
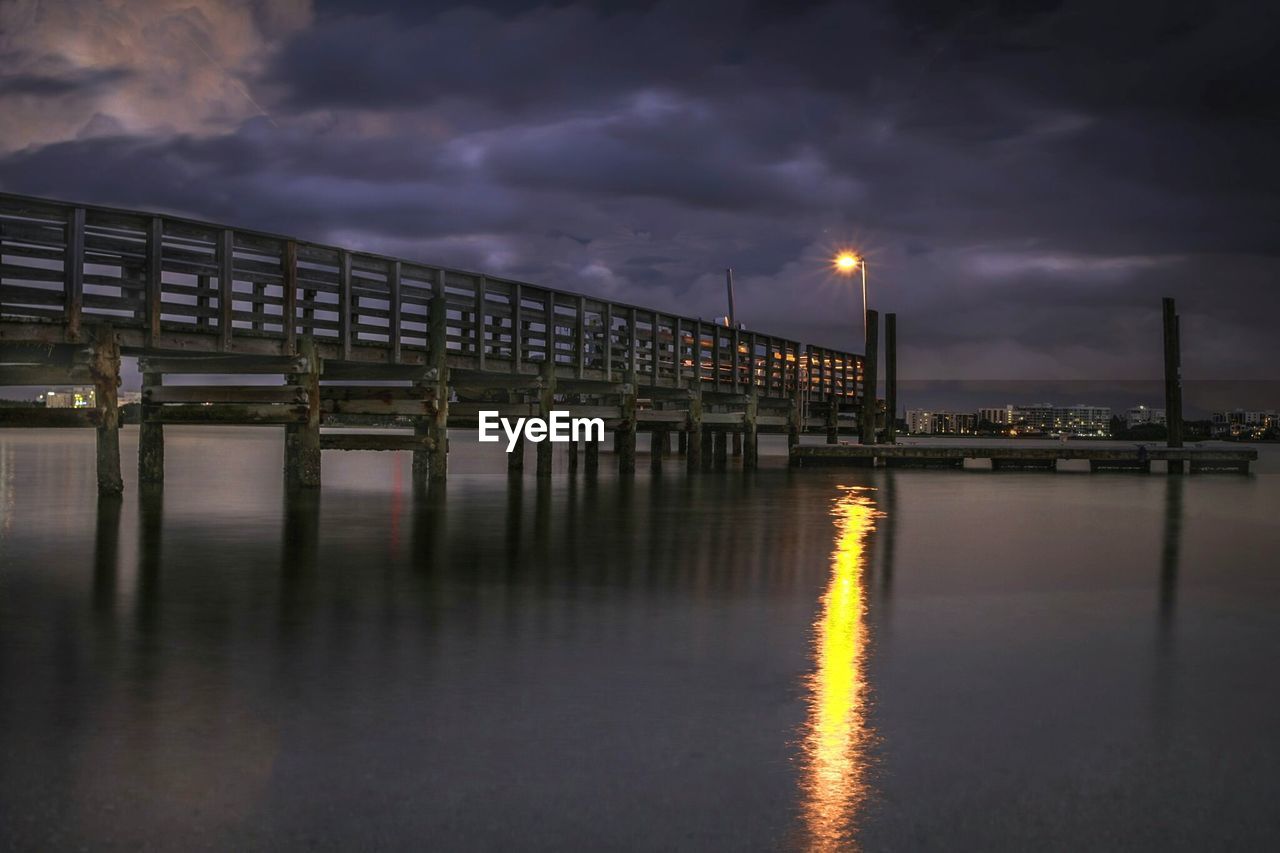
[884, 313, 897, 444]
[1159, 475, 1183, 634]
[860, 309, 879, 445]
[1162, 297, 1184, 473]
[93, 494, 123, 612]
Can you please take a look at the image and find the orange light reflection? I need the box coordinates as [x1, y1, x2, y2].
[800, 486, 878, 851]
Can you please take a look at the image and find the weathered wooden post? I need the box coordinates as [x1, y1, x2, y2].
[732, 432, 742, 457]
[687, 387, 703, 473]
[537, 356, 555, 477]
[618, 369, 637, 473]
[884, 312, 897, 444]
[1162, 297, 1184, 474]
[422, 271, 450, 483]
[285, 336, 321, 488]
[861, 309, 879, 445]
[92, 325, 123, 495]
[650, 428, 664, 472]
[743, 386, 759, 469]
[584, 435, 599, 475]
[789, 380, 802, 451]
[677, 429, 688, 456]
[825, 395, 839, 444]
[713, 429, 727, 470]
[506, 432, 522, 471]
[567, 438, 579, 473]
[138, 370, 164, 485]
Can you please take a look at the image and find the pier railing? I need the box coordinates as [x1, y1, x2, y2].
[0, 192, 861, 400]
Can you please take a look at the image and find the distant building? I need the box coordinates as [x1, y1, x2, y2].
[1126, 405, 1166, 428]
[1013, 403, 1111, 437]
[1212, 409, 1277, 438]
[906, 409, 933, 435]
[905, 409, 976, 435]
[39, 387, 95, 409]
[977, 406, 1014, 426]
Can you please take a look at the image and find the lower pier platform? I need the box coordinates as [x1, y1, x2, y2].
[790, 443, 1257, 474]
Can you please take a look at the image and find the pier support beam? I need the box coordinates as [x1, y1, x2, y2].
[508, 433, 525, 473]
[1163, 297, 1184, 474]
[567, 438, 579, 473]
[687, 389, 703, 473]
[92, 325, 122, 496]
[884, 312, 897, 444]
[861, 309, 879, 445]
[826, 396, 839, 444]
[138, 370, 164, 486]
[584, 437, 599, 475]
[618, 370, 637, 474]
[537, 358, 556, 477]
[285, 337, 321, 489]
[424, 280, 450, 483]
[743, 389, 759, 470]
[677, 429, 688, 456]
[789, 387, 802, 451]
[713, 430, 727, 470]
[732, 432, 742, 457]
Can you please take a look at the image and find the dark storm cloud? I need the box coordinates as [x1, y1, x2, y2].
[0, 66, 133, 97]
[2, 0, 1278, 380]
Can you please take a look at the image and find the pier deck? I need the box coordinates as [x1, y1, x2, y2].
[791, 443, 1257, 473]
[0, 192, 870, 491]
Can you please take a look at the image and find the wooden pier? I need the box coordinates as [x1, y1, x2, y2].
[791, 444, 1257, 474]
[0, 192, 869, 492]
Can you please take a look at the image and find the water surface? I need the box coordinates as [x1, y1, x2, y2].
[1, 429, 1278, 850]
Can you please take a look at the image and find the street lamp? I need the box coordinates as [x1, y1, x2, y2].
[833, 251, 868, 343]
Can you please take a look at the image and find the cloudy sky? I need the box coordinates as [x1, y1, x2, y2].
[2, 0, 1277, 382]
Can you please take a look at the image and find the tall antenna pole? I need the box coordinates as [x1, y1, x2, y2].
[725, 267, 736, 327]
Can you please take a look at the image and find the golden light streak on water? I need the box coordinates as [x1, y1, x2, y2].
[800, 486, 879, 851]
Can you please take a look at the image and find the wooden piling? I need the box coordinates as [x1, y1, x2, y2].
[788, 386, 802, 451]
[91, 325, 122, 495]
[285, 337, 321, 488]
[700, 424, 713, 471]
[743, 388, 759, 469]
[567, 438, 579, 473]
[650, 428, 664, 472]
[861, 309, 879, 445]
[425, 275, 450, 483]
[677, 429, 688, 456]
[826, 395, 839, 444]
[138, 371, 164, 485]
[732, 432, 743, 457]
[713, 430, 727, 470]
[686, 389, 703, 472]
[884, 312, 897, 444]
[584, 437, 599, 474]
[537, 357, 555, 477]
[617, 370, 637, 473]
[1162, 297, 1184, 473]
[509, 433, 525, 473]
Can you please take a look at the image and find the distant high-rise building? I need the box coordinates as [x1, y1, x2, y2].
[906, 409, 933, 435]
[1212, 409, 1277, 438]
[1126, 405, 1166, 428]
[905, 409, 976, 435]
[39, 387, 95, 409]
[1013, 404, 1111, 437]
[978, 406, 1014, 426]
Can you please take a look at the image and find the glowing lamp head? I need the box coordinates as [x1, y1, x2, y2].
[834, 252, 860, 274]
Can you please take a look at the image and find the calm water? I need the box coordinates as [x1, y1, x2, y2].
[1, 429, 1278, 851]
